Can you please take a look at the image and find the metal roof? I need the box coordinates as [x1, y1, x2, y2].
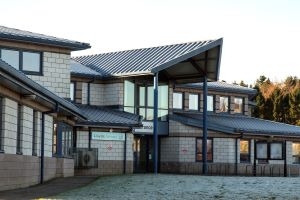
[176, 82, 257, 98]
[76, 105, 142, 127]
[0, 25, 91, 51]
[0, 59, 86, 119]
[73, 39, 222, 80]
[71, 59, 102, 77]
[170, 112, 300, 137]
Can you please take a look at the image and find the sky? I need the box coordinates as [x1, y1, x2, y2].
[1, 0, 299, 85]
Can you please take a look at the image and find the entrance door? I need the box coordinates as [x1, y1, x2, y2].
[133, 135, 153, 173]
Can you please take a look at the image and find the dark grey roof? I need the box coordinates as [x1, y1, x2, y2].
[0, 26, 90, 51]
[0, 58, 86, 119]
[176, 82, 257, 97]
[73, 39, 222, 78]
[76, 105, 142, 127]
[71, 59, 102, 77]
[170, 112, 300, 137]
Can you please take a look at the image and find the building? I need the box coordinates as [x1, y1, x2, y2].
[1, 25, 300, 191]
[72, 43, 300, 177]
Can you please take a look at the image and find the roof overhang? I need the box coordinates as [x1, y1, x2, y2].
[0, 60, 86, 120]
[151, 38, 223, 82]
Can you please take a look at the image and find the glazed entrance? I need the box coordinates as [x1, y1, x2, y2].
[133, 135, 154, 173]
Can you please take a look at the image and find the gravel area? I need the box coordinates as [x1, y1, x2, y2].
[53, 174, 300, 200]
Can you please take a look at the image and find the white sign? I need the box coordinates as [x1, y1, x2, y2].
[92, 132, 125, 141]
[134, 121, 153, 133]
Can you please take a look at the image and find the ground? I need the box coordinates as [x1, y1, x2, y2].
[52, 174, 300, 200]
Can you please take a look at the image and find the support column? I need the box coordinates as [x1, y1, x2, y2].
[153, 73, 159, 174]
[202, 75, 208, 175]
[284, 140, 287, 177]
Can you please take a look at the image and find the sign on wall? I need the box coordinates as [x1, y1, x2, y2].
[92, 132, 125, 141]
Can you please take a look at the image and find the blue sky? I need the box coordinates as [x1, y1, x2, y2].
[1, 0, 299, 85]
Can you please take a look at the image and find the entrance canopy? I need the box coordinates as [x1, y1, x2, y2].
[72, 38, 223, 82]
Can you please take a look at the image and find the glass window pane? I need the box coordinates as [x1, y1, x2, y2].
[207, 95, 214, 112]
[22, 52, 40, 72]
[124, 106, 135, 114]
[257, 143, 268, 159]
[240, 140, 250, 162]
[292, 143, 300, 163]
[70, 83, 75, 101]
[270, 143, 282, 159]
[158, 85, 168, 109]
[196, 138, 212, 162]
[158, 109, 168, 121]
[173, 92, 182, 109]
[139, 86, 145, 106]
[189, 94, 198, 110]
[147, 86, 154, 107]
[1, 49, 19, 69]
[146, 108, 153, 120]
[138, 108, 146, 120]
[234, 97, 243, 113]
[124, 81, 135, 107]
[220, 96, 229, 112]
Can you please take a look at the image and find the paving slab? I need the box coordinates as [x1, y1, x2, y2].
[0, 176, 98, 200]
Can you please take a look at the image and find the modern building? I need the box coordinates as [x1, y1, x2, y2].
[1, 25, 300, 191]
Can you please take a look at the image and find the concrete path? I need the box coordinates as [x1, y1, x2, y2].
[0, 176, 98, 200]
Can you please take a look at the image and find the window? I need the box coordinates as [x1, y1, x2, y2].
[53, 122, 73, 157]
[124, 80, 135, 114]
[189, 94, 198, 110]
[219, 96, 229, 112]
[32, 110, 38, 156]
[292, 143, 300, 164]
[196, 138, 213, 162]
[173, 92, 183, 109]
[0, 48, 42, 74]
[256, 143, 268, 159]
[1, 49, 19, 69]
[256, 142, 283, 160]
[270, 143, 282, 159]
[0, 97, 3, 152]
[234, 97, 244, 114]
[240, 140, 250, 163]
[16, 104, 22, 154]
[207, 95, 214, 112]
[22, 51, 41, 73]
[70, 82, 75, 101]
[138, 84, 168, 121]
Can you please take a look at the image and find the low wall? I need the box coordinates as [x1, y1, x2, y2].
[75, 160, 133, 176]
[0, 154, 74, 191]
[160, 162, 300, 177]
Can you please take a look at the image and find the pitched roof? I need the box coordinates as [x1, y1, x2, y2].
[73, 39, 222, 78]
[0, 58, 86, 119]
[170, 112, 300, 137]
[71, 59, 102, 77]
[176, 82, 257, 98]
[75, 105, 142, 127]
[0, 25, 90, 51]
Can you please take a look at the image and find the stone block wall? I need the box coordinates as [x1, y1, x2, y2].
[76, 131, 134, 175]
[27, 52, 71, 99]
[88, 83, 123, 106]
[21, 106, 33, 156]
[213, 138, 236, 163]
[2, 98, 18, 154]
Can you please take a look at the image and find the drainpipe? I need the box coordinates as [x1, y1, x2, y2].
[253, 139, 257, 176]
[235, 138, 238, 175]
[41, 104, 59, 184]
[88, 127, 92, 150]
[153, 73, 159, 174]
[123, 130, 129, 174]
[87, 78, 94, 105]
[202, 75, 208, 175]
